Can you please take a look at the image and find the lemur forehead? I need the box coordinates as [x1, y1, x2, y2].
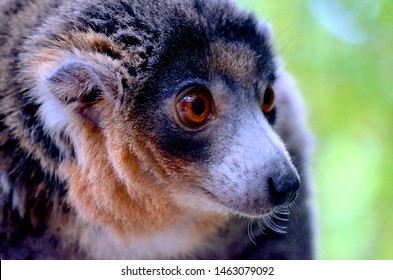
[210, 42, 257, 87]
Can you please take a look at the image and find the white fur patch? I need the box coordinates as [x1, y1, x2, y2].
[36, 86, 70, 135]
[26, 59, 71, 139]
[79, 216, 210, 259]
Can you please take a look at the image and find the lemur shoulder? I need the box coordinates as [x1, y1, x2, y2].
[0, 0, 314, 259]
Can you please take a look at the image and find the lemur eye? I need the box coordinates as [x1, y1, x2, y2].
[176, 91, 212, 127]
[262, 84, 275, 114]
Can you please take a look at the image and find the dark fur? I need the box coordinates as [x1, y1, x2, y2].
[0, 0, 314, 259]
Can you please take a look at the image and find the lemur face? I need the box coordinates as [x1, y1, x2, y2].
[138, 78, 300, 217]
[27, 1, 300, 233]
[124, 17, 300, 218]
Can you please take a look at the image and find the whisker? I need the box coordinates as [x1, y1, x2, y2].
[266, 214, 287, 234]
[247, 219, 257, 245]
[213, 213, 233, 227]
[257, 219, 267, 234]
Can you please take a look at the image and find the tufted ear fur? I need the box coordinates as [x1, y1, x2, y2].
[44, 59, 120, 125]
[47, 61, 104, 104]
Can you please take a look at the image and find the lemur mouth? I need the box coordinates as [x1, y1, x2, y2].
[198, 186, 230, 208]
[198, 185, 298, 218]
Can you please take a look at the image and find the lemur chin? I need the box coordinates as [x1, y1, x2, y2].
[0, 0, 314, 259]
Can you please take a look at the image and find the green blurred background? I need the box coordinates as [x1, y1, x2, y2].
[237, 0, 393, 259]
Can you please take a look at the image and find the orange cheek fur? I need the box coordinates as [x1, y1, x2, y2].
[58, 108, 222, 242]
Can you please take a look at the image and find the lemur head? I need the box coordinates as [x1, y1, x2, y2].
[22, 0, 300, 233]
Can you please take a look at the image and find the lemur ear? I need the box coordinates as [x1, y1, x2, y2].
[46, 60, 119, 123]
[47, 60, 105, 104]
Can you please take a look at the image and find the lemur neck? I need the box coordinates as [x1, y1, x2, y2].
[58, 157, 222, 258]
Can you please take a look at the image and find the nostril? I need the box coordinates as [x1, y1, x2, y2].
[268, 176, 300, 205]
[267, 177, 276, 192]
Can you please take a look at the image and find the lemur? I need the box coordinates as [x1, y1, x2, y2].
[0, 0, 314, 259]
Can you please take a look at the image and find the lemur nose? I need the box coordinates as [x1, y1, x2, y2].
[268, 174, 300, 205]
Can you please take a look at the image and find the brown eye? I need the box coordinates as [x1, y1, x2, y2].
[176, 92, 212, 127]
[262, 84, 275, 114]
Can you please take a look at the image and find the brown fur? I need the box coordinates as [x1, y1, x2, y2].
[211, 42, 257, 86]
[0, 0, 314, 259]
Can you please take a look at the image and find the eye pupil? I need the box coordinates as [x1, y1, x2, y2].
[264, 90, 272, 106]
[262, 84, 275, 114]
[192, 98, 206, 115]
